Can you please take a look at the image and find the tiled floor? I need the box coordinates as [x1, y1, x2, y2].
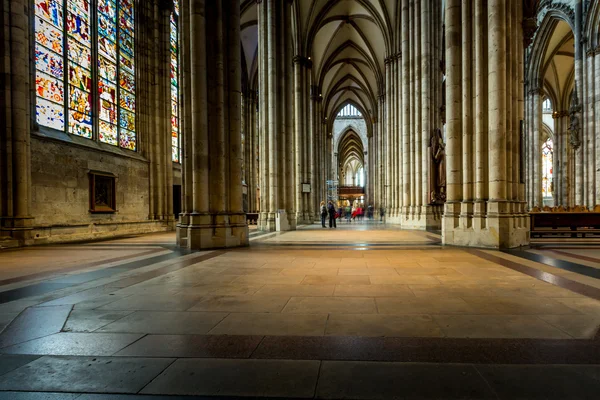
[0, 225, 599, 399]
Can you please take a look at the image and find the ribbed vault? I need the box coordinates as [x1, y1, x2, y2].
[294, 0, 396, 131]
[541, 20, 575, 111]
[241, 0, 258, 90]
[337, 129, 364, 185]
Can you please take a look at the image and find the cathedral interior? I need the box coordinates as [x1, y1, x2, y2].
[0, 0, 599, 398]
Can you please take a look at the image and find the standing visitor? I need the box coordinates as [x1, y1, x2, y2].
[327, 201, 337, 228]
[320, 201, 327, 228]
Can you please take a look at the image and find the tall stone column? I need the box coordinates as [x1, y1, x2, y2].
[461, 0, 473, 225]
[385, 58, 392, 214]
[257, 0, 296, 231]
[531, 94, 542, 207]
[595, 49, 600, 205]
[442, 0, 462, 243]
[242, 89, 258, 212]
[584, 50, 595, 207]
[0, 0, 33, 245]
[146, 1, 174, 224]
[401, 0, 411, 214]
[443, 0, 528, 248]
[176, 0, 248, 249]
[473, 0, 488, 221]
[293, 56, 306, 224]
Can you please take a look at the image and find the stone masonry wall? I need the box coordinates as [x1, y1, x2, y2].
[29, 135, 167, 243]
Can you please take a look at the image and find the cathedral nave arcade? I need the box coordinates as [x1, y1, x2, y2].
[2, 1, 600, 249]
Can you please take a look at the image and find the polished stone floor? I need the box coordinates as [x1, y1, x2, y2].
[0, 224, 599, 399]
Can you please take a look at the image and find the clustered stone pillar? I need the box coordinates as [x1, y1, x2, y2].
[524, 85, 542, 208]
[138, 0, 175, 225]
[581, 38, 600, 207]
[0, 0, 33, 245]
[242, 90, 259, 213]
[176, 0, 248, 249]
[257, 0, 296, 231]
[442, 0, 529, 248]
[382, 0, 442, 229]
[292, 57, 313, 225]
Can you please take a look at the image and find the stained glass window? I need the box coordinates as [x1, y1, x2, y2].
[171, 2, 180, 162]
[542, 138, 553, 198]
[35, 0, 136, 150]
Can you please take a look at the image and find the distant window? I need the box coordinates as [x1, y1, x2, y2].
[542, 98, 552, 112]
[171, 1, 181, 162]
[337, 104, 361, 118]
[355, 167, 364, 187]
[542, 138, 553, 198]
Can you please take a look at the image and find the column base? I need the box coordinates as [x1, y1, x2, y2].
[258, 212, 297, 232]
[0, 216, 35, 246]
[385, 205, 442, 230]
[443, 201, 529, 248]
[177, 212, 249, 250]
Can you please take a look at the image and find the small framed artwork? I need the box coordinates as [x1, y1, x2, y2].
[89, 171, 117, 213]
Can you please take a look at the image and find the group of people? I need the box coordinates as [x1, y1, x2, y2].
[320, 201, 375, 228]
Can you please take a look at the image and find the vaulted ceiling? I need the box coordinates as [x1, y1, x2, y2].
[338, 129, 365, 173]
[295, 0, 395, 123]
[240, 0, 396, 123]
[542, 20, 574, 111]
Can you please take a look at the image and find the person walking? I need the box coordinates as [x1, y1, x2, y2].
[327, 200, 337, 228]
[320, 201, 327, 228]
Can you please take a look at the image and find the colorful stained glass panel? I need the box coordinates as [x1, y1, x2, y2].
[119, 109, 135, 131]
[100, 99, 117, 125]
[36, 72, 64, 103]
[170, 10, 179, 162]
[119, 89, 135, 112]
[98, 12, 117, 41]
[37, 98, 65, 130]
[36, 44, 64, 79]
[68, 37, 92, 69]
[172, 134, 179, 163]
[98, 0, 116, 18]
[67, 11, 91, 45]
[99, 121, 118, 145]
[119, 128, 136, 150]
[98, 36, 117, 61]
[119, 31, 134, 57]
[98, 56, 117, 82]
[119, 8, 134, 32]
[120, 53, 134, 73]
[69, 86, 92, 114]
[68, 0, 89, 16]
[119, 70, 135, 93]
[98, 79, 117, 103]
[36, 0, 63, 27]
[69, 62, 92, 91]
[68, 110, 93, 138]
[35, 16, 64, 53]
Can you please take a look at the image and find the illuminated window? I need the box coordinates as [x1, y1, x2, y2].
[356, 167, 364, 187]
[542, 98, 552, 113]
[542, 138, 553, 198]
[171, 0, 180, 162]
[35, 0, 136, 150]
[337, 104, 361, 118]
